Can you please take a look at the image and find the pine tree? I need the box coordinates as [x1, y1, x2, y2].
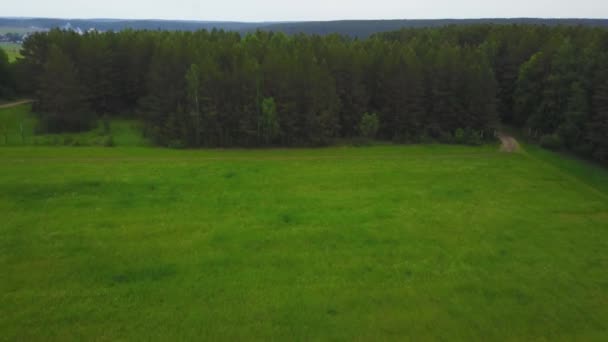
[558, 82, 589, 149]
[429, 44, 465, 140]
[514, 52, 548, 132]
[462, 48, 499, 135]
[0, 47, 14, 98]
[185, 63, 202, 146]
[38, 45, 92, 132]
[589, 81, 608, 163]
[78, 33, 118, 114]
[259, 97, 280, 145]
[400, 48, 427, 142]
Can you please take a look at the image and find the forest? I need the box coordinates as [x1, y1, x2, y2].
[0, 48, 15, 98]
[2, 18, 608, 37]
[1, 24, 608, 162]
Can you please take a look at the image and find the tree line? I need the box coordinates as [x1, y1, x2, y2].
[0, 47, 15, 99]
[380, 25, 608, 162]
[8, 24, 608, 163]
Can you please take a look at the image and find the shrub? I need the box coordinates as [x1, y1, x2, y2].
[352, 137, 372, 147]
[540, 134, 563, 150]
[62, 136, 74, 146]
[103, 136, 115, 147]
[167, 139, 185, 149]
[359, 112, 379, 140]
[419, 133, 435, 144]
[438, 131, 454, 144]
[453, 128, 483, 146]
[102, 115, 111, 135]
[454, 128, 466, 144]
[573, 143, 593, 157]
[465, 129, 483, 146]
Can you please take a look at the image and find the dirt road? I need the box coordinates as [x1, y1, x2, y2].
[0, 100, 34, 109]
[498, 133, 520, 153]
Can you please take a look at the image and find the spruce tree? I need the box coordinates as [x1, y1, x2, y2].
[38, 45, 92, 132]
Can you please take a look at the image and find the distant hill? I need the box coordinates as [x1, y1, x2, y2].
[0, 17, 264, 32]
[2, 17, 608, 38]
[257, 18, 608, 38]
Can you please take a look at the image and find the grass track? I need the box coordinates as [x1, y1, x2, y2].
[1, 145, 608, 340]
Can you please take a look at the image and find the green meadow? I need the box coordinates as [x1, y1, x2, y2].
[0, 104, 149, 147]
[2, 104, 608, 340]
[0, 42, 22, 62]
[1, 139, 608, 340]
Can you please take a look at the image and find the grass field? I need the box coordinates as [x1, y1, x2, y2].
[0, 42, 22, 62]
[0, 27, 37, 35]
[0, 104, 149, 147]
[1, 143, 607, 340]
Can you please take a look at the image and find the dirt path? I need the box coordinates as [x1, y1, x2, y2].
[498, 133, 520, 153]
[0, 99, 34, 109]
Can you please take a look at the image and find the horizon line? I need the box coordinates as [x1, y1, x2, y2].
[2, 16, 608, 24]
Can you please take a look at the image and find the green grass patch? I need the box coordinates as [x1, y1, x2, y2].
[1, 145, 607, 340]
[0, 42, 21, 62]
[524, 144, 608, 196]
[0, 27, 38, 35]
[0, 104, 149, 147]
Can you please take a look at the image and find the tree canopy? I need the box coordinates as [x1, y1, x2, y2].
[14, 24, 608, 163]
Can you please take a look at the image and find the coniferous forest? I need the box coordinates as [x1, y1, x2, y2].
[5, 25, 608, 163]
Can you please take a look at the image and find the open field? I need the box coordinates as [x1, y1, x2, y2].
[1, 144, 607, 340]
[0, 104, 149, 147]
[0, 42, 21, 62]
[0, 27, 37, 35]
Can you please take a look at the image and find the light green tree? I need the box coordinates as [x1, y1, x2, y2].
[259, 97, 280, 145]
[359, 112, 379, 140]
[185, 63, 202, 146]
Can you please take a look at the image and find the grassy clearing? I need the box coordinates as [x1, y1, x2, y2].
[0, 27, 37, 35]
[0, 104, 149, 147]
[1, 145, 607, 340]
[0, 42, 21, 62]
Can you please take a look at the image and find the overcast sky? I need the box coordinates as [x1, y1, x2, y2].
[3, 1, 607, 21]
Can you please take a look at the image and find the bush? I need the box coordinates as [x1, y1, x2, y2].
[102, 115, 111, 135]
[419, 133, 435, 144]
[540, 134, 563, 150]
[453, 128, 483, 146]
[438, 131, 454, 144]
[352, 137, 372, 147]
[573, 143, 593, 157]
[359, 112, 379, 140]
[40, 111, 96, 134]
[167, 139, 185, 149]
[103, 136, 115, 147]
[465, 129, 483, 146]
[454, 128, 466, 144]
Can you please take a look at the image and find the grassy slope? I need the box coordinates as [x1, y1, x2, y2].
[0, 42, 21, 62]
[0, 104, 149, 147]
[524, 144, 608, 195]
[1, 145, 607, 340]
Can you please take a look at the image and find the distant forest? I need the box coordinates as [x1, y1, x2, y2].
[2, 24, 608, 163]
[2, 17, 608, 37]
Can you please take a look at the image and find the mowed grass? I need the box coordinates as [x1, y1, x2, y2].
[1, 144, 608, 340]
[0, 104, 149, 147]
[0, 42, 22, 62]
